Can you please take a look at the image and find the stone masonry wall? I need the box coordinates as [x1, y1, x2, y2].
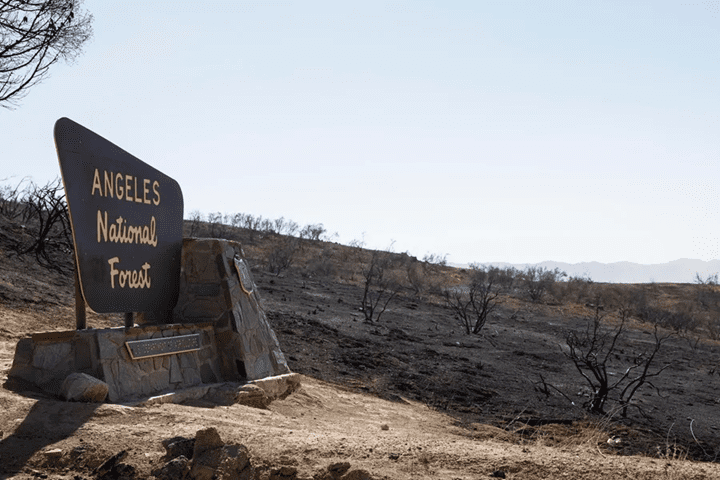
[8, 324, 221, 402]
[171, 238, 290, 381]
[97, 324, 220, 402]
[9, 330, 102, 397]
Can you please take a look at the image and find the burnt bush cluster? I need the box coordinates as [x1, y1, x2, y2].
[185, 210, 329, 243]
[443, 265, 502, 335]
[184, 211, 334, 276]
[0, 177, 73, 272]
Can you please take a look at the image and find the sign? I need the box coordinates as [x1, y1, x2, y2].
[233, 256, 254, 295]
[54, 118, 183, 313]
[125, 334, 201, 360]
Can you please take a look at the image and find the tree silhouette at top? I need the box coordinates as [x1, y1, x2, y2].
[0, 0, 93, 109]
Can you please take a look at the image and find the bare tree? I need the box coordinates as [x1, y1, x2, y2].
[299, 223, 326, 242]
[406, 252, 448, 299]
[185, 210, 203, 237]
[565, 305, 673, 417]
[266, 236, 299, 276]
[1, 0, 93, 108]
[205, 211, 226, 238]
[0, 177, 28, 218]
[444, 265, 501, 335]
[422, 252, 447, 266]
[17, 177, 72, 272]
[361, 250, 402, 323]
[694, 272, 719, 286]
[406, 259, 427, 299]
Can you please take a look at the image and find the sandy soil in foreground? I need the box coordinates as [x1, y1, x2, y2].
[1, 359, 719, 479]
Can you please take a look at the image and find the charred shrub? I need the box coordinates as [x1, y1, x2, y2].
[444, 265, 501, 335]
[552, 274, 594, 304]
[361, 250, 403, 323]
[521, 266, 566, 303]
[305, 249, 337, 278]
[266, 236, 300, 276]
[406, 253, 447, 299]
[565, 305, 673, 417]
[2, 178, 73, 273]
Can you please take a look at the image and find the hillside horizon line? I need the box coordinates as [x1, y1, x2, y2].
[449, 258, 720, 284]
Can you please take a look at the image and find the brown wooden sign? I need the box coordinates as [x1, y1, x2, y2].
[54, 118, 183, 313]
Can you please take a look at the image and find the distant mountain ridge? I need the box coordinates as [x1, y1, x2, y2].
[450, 259, 720, 284]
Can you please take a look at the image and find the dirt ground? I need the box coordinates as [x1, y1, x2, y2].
[1, 368, 719, 480]
[2, 223, 720, 478]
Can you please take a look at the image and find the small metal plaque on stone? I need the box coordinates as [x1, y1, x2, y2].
[125, 333, 201, 360]
[233, 256, 254, 295]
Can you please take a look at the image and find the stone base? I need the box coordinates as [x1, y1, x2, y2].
[7, 326, 301, 403]
[8, 324, 222, 402]
[169, 238, 291, 381]
[7, 237, 296, 403]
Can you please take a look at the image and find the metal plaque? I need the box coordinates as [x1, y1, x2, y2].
[54, 118, 183, 313]
[125, 334, 201, 360]
[233, 256, 254, 295]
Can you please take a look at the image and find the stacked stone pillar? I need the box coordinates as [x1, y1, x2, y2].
[169, 238, 290, 381]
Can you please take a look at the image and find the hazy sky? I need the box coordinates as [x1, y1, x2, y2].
[1, 0, 719, 266]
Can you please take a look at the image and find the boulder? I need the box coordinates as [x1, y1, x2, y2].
[61, 372, 108, 403]
[270, 466, 298, 480]
[162, 436, 195, 460]
[235, 384, 271, 409]
[189, 428, 255, 480]
[313, 463, 373, 480]
[214, 445, 254, 480]
[155, 456, 190, 480]
[327, 462, 351, 479]
[192, 427, 224, 458]
[203, 383, 270, 409]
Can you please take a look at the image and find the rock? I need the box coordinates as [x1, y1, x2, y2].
[44, 448, 63, 460]
[96, 461, 135, 480]
[341, 470, 374, 480]
[190, 460, 216, 480]
[235, 384, 270, 409]
[191, 444, 254, 480]
[214, 445, 255, 480]
[111, 463, 136, 480]
[61, 372, 109, 403]
[250, 373, 301, 399]
[203, 384, 237, 405]
[189, 428, 255, 480]
[70, 446, 86, 458]
[204, 383, 271, 408]
[270, 466, 298, 480]
[314, 462, 363, 480]
[93, 450, 128, 478]
[327, 462, 351, 479]
[154, 456, 190, 480]
[162, 436, 195, 460]
[193, 427, 224, 458]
